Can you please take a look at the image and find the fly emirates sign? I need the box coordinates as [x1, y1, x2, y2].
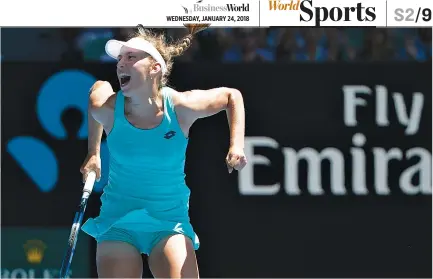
[239, 85, 431, 196]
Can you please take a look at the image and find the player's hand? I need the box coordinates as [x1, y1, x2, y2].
[80, 153, 101, 183]
[225, 146, 247, 173]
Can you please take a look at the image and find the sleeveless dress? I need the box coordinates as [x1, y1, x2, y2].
[81, 87, 200, 255]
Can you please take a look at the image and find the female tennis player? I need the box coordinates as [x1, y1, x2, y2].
[79, 24, 247, 278]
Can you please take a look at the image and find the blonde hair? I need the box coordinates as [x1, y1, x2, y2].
[131, 24, 210, 88]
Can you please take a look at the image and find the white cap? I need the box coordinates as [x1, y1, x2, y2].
[105, 37, 167, 74]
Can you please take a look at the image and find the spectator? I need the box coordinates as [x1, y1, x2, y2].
[325, 28, 341, 61]
[223, 28, 274, 62]
[290, 29, 329, 61]
[420, 28, 432, 60]
[361, 29, 394, 61]
[276, 28, 297, 61]
[340, 28, 365, 61]
[2, 28, 68, 61]
[75, 28, 115, 62]
[2, 27, 430, 63]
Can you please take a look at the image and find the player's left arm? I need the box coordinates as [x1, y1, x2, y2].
[174, 87, 247, 172]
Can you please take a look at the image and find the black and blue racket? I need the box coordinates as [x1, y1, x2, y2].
[59, 171, 96, 278]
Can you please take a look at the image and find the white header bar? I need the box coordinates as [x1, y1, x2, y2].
[0, 0, 431, 27]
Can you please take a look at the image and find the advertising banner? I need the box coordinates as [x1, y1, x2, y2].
[1, 227, 91, 278]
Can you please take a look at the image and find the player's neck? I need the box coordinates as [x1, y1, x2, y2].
[126, 87, 162, 117]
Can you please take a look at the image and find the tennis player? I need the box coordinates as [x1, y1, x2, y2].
[80, 25, 247, 278]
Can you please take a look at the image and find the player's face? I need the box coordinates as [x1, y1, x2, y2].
[116, 46, 153, 96]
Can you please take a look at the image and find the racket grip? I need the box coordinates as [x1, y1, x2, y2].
[83, 171, 96, 193]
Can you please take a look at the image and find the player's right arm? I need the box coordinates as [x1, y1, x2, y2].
[80, 81, 116, 182]
[88, 81, 116, 133]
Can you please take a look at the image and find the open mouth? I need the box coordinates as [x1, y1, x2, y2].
[119, 74, 131, 87]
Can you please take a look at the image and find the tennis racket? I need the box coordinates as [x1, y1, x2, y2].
[59, 171, 96, 279]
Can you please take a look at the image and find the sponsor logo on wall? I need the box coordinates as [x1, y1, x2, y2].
[6, 70, 109, 193]
[239, 85, 431, 196]
[1, 228, 91, 278]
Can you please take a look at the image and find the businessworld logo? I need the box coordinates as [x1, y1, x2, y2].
[181, 0, 250, 14]
[167, 0, 251, 23]
[6, 70, 109, 193]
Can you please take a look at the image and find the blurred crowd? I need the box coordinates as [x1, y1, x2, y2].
[1, 27, 431, 62]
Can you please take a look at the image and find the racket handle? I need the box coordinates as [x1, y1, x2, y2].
[83, 171, 96, 194]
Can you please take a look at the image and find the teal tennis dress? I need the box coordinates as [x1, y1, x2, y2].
[81, 87, 200, 255]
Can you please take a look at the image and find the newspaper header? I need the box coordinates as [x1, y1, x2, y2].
[0, 0, 431, 27]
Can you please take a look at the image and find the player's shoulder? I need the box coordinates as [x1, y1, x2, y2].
[96, 90, 117, 111]
[162, 86, 189, 106]
[105, 93, 117, 109]
[89, 81, 116, 109]
[89, 87, 117, 127]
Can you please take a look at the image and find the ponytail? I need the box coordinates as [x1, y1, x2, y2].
[169, 23, 210, 57]
[184, 23, 211, 36]
[130, 24, 210, 88]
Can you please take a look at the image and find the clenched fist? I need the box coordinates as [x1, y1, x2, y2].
[225, 146, 247, 173]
